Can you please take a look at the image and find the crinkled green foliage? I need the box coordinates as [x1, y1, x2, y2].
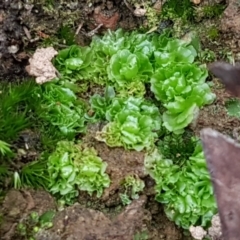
[31, 82, 86, 137]
[54, 45, 93, 81]
[53, 28, 214, 133]
[95, 96, 161, 151]
[145, 142, 217, 229]
[119, 193, 132, 206]
[91, 89, 160, 123]
[154, 39, 197, 67]
[1, 28, 217, 230]
[0, 79, 87, 145]
[99, 110, 156, 150]
[129, 34, 155, 57]
[123, 175, 145, 200]
[225, 99, 240, 118]
[120, 175, 145, 205]
[47, 141, 110, 204]
[91, 29, 128, 57]
[151, 64, 208, 102]
[0, 79, 89, 191]
[54, 29, 130, 85]
[89, 86, 116, 120]
[151, 63, 215, 133]
[117, 81, 146, 98]
[107, 49, 153, 87]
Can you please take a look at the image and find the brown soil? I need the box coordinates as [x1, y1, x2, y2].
[194, 79, 240, 137]
[1, 80, 235, 240]
[1, 0, 240, 240]
[0, 0, 143, 81]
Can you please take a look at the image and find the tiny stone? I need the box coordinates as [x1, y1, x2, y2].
[8, 45, 19, 54]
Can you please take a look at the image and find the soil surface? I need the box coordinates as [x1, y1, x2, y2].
[1, 0, 240, 240]
[194, 79, 240, 138]
[0, 0, 143, 81]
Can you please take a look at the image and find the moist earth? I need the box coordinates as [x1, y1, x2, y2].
[1, 0, 240, 240]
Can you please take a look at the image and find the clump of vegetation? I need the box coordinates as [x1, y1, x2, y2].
[0, 140, 13, 157]
[133, 230, 149, 240]
[47, 141, 110, 204]
[207, 26, 219, 41]
[145, 4, 161, 29]
[57, 28, 214, 135]
[95, 96, 162, 151]
[145, 141, 217, 229]
[161, 0, 195, 22]
[202, 4, 225, 19]
[57, 24, 76, 46]
[31, 82, 87, 138]
[120, 175, 145, 205]
[226, 99, 240, 118]
[157, 130, 196, 165]
[17, 210, 55, 239]
[0, 78, 89, 191]
[198, 49, 216, 63]
[0, 81, 35, 142]
[0, 140, 11, 185]
[13, 159, 50, 190]
[0, 26, 218, 234]
[151, 62, 215, 134]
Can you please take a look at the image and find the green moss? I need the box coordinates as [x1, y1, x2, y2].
[202, 4, 225, 19]
[133, 231, 149, 240]
[207, 25, 219, 41]
[145, 4, 160, 28]
[161, 0, 195, 22]
[199, 49, 216, 63]
[57, 24, 76, 46]
[39, 36, 59, 47]
[39, 23, 77, 47]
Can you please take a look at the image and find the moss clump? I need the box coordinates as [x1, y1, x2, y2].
[207, 25, 219, 41]
[161, 0, 195, 22]
[145, 4, 161, 29]
[202, 4, 225, 19]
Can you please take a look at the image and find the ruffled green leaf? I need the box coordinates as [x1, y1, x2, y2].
[145, 142, 217, 229]
[54, 45, 93, 74]
[47, 141, 110, 203]
[108, 49, 153, 88]
[96, 97, 161, 151]
[151, 63, 215, 133]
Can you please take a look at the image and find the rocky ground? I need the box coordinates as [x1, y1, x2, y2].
[1, 0, 240, 239]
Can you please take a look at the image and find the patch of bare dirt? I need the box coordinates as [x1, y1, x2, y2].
[0, 189, 56, 239]
[0, 189, 186, 240]
[220, 0, 240, 39]
[37, 195, 148, 240]
[145, 197, 191, 240]
[82, 123, 146, 204]
[193, 79, 240, 137]
[2, 1, 240, 240]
